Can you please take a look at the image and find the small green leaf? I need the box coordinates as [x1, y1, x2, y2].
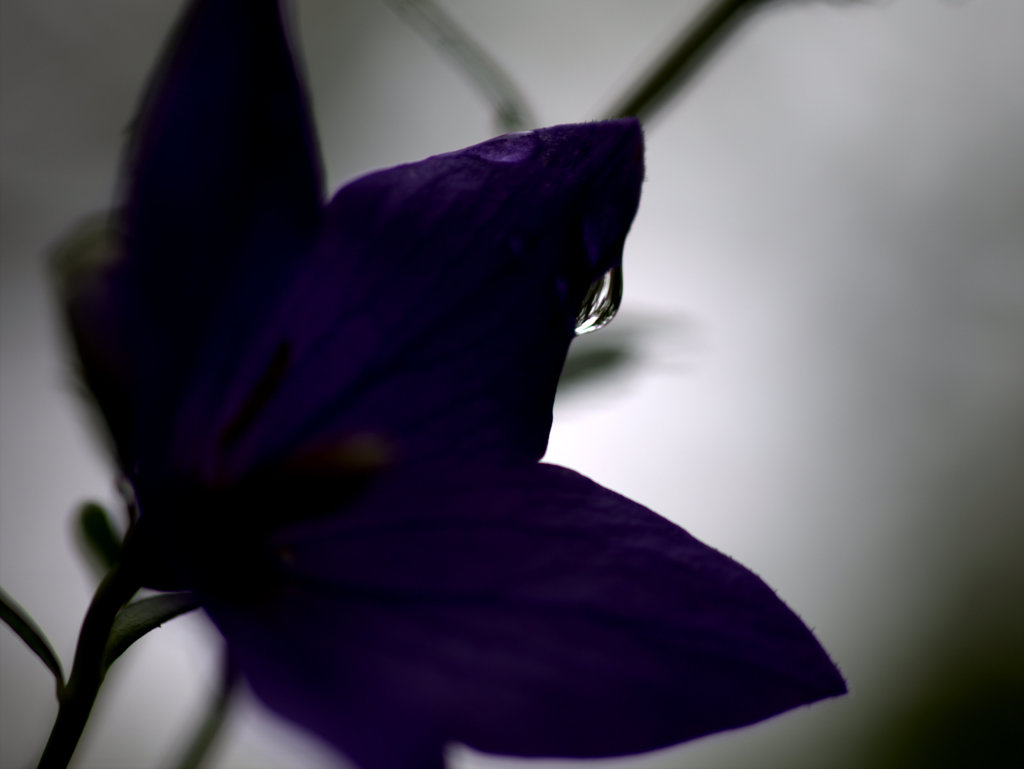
[0, 586, 64, 694]
[76, 501, 123, 575]
[104, 592, 199, 670]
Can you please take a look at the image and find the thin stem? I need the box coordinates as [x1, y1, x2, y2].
[604, 0, 769, 123]
[172, 654, 238, 769]
[381, 0, 536, 131]
[36, 564, 140, 769]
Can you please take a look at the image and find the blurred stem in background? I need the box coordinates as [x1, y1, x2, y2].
[380, 0, 536, 131]
[604, 0, 769, 122]
[170, 652, 238, 769]
[383, 0, 772, 130]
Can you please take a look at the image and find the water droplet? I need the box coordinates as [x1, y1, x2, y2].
[575, 266, 622, 335]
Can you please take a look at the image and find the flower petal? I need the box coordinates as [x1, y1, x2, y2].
[214, 121, 644, 478]
[60, 0, 322, 472]
[205, 464, 845, 769]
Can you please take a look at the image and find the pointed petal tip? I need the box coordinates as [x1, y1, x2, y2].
[532, 117, 644, 162]
[601, 114, 645, 143]
[825, 657, 850, 698]
[771, 621, 847, 715]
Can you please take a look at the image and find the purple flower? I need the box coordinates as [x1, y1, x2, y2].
[59, 1, 845, 767]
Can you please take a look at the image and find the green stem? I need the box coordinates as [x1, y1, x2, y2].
[381, 0, 536, 131]
[605, 0, 769, 123]
[172, 654, 237, 769]
[36, 564, 139, 769]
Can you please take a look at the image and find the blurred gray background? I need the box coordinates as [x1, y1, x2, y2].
[2, 1, 1022, 767]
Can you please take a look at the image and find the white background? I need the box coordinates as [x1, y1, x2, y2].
[2, 1, 1022, 767]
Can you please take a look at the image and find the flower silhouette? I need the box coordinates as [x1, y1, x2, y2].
[57, 1, 845, 767]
